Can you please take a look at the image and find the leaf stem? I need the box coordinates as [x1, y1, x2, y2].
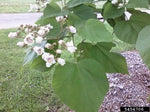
[72, 36, 77, 63]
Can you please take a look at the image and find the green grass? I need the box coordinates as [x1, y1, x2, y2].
[0, 29, 71, 112]
[0, 0, 35, 13]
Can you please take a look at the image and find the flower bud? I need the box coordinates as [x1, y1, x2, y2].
[68, 26, 76, 34]
[57, 58, 66, 66]
[45, 43, 53, 49]
[17, 42, 26, 47]
[58, 40, 65, 45]
[111, 0, 118, 4]
[8, 32, 18, 38]
[56, 49, 62, 54]
[56, 16, 65, 22]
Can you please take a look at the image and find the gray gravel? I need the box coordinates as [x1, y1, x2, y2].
[100, 51, 150, 112]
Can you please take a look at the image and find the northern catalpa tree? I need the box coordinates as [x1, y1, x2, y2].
[8, 0, 150, 112]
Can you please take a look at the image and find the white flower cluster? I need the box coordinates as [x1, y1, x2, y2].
[9, 15, 77, 68]
[32, 39, 77, 67]
[8, 24, 53, 47]
[29, 0, 50, 12]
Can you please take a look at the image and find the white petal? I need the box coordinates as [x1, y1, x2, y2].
[56, 16, 64, 22]
[58, 40, 65, 45]
[45, 43, 52, 49]
[36, 36, 43, 43]
[42, 52, 50, 60]
[38, 29, 45, 36]
[68, 26, 76, 33]
[33, 46, 44, 55]
[46, 62, 52, 68]
[8, 32, 17, 38]
[111, 0, 118, 4]
[67, 46, 77, 53]
[56, 49, 62, 54]
[17, 42, 25, 47]
[57, 58, 66, 66]
[66, 40, 74, 47]
[24, 35, 34, 45]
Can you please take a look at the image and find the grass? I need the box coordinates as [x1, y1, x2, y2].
[0, 29, 70, 112]
[0, 0, 35, 13]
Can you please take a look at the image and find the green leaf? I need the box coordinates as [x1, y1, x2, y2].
[78, 42, 128, 74]
[136, 25, 150, 69]
[53, 59, 108, 112]
[127, 0, 149, 8]
[43, 3, 68, 19]
[67, 0, 92, 8]
[78, 19, 113, 42]
[68, 13, 86, 28]
[114, 21, 141, 44]
[23, 49, 37, 65]
[129, 10, 150, 26]
[102, 2, 125, 20]
[114, 10, 150, 44]
[31, 56, 51, 72]
[73, 5, 97, 20]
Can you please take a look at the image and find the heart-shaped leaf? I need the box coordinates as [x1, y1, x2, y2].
[78, 19, 113, 42]
[53, 59, 108, 112]
[136, 25, 150, 68]
[78, 42, 128, 74]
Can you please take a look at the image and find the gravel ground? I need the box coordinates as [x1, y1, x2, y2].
[100, 51, 150, 112]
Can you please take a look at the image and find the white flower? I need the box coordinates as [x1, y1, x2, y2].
[36, 36, 43, 43]
[45, 54, 56, 63]
[42, 52, 50, 60]
[38, 29, 46, 36]
[45, 43, 52, 49]
[43, 54, 56, 68]
[41, 2, 49, 8]
[58, 40, 65, 45]
[111, 0, 118, 4]
[56, 16, 64, 22]
[66, 40, 77, 53]
[57, 58, 66, 66]
[56, 49, 62, 54]
[68, 26, 76, 34]
[24, 34, 34, 45]
[46, 62, 52, 68]
[97, 13, 102, 19]
[124, 11, 132, 21]
[17, 42, 25, 47]
[46, 24, 53, 29]
[25, 28, 29, 33]
[33, 46, 44, 55]
[118, 3, 124, 8]
[8, 32, 17, 38]
[28, 4, 39, 12]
